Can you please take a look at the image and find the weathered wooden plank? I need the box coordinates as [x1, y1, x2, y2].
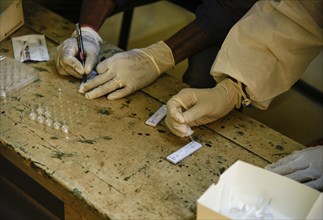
[0, 46, 268, 220]
[20, 0, 305, 164]
[207, 110, 304, 162]
[0, 67, 268, 219]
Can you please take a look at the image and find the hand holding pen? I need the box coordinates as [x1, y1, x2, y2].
[56, 24, 102, 79]
[75, 23, 87, 82]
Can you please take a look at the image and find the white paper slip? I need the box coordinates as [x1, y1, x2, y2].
[12, 34, 49, 62]
[145, 104, 167, 127]
[166, 141, 202, 164]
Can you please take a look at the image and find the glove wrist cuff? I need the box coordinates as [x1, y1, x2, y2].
[220, 78, 251, 109]
[141, 41, 175, 75]
[71, 26, 103, 45]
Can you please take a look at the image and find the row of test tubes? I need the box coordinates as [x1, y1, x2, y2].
[29, 104, 69, 134]
[28, 89, 72, 139]
[26, 88, 92, 140]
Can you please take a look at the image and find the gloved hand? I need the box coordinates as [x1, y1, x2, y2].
[56, 27, 102, 79]
[265, 145, 323, 191]
[81, 41, 174, 100]
[165, 78, 241, 137]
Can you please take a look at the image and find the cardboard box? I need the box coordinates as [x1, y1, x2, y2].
[0, 0, 24, 42]
[197, 160, 322, 220]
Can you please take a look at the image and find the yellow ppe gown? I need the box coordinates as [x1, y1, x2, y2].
[211, 0, 323, 110]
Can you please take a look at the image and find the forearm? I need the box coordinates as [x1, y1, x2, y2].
[165, 20, 215, 64]
[80, 0, 117, 31]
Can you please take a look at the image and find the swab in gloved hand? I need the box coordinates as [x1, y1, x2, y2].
[165, 79, 242, 138]
[165, 106, 194, 138]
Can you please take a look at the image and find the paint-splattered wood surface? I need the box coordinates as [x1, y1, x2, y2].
[0, 1, 304, 219]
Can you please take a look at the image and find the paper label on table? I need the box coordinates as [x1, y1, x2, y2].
[145, 104, 167, 127]
[12, 34, 49, 62]
[166, 141, 202, 164]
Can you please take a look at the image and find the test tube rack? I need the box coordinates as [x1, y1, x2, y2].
[0, 55, 38, 99]
[25, 89, 93, 140]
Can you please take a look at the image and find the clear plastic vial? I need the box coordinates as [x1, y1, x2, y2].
[37, 115, 45, 124]
[29, 111, 37, 121]
[37, 107, 44, 115]
[54, 121, 61, 130]
[44, 110, 51, 118]
[61, 124, 69, 134]
[0, 89, 6, 99]
[45, 118, 52, 127]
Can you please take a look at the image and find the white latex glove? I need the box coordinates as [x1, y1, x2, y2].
[56, 27, 102, 79]
[81, 41, 174, 100]
[165, 78, 242, 137]
[265, 145, 323, 191]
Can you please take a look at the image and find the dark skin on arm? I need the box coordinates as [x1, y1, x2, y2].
[79, 0, 117, 32]
[164, 21, 215, 64]
[79, 0, 215, 64]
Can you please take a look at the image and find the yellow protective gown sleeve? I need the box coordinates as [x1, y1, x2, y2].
[211, 0, 323, 110]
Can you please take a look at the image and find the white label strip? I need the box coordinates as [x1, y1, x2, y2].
[145, 104, 167, 127]
[166, 141, 202, 164]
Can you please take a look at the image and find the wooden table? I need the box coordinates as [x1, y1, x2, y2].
[0, 1, 304, 219]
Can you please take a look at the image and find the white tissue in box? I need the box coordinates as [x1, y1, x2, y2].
[197, 160, 322, 220]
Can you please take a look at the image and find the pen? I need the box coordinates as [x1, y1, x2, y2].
[75, 23, 87, 82]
